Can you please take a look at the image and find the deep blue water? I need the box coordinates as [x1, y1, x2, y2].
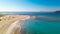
[0, 12, 60, 17]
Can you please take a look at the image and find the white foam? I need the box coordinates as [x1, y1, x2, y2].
[6, 20, 21, 34]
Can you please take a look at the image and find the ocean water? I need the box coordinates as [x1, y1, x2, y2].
[21, 12, 60, 34]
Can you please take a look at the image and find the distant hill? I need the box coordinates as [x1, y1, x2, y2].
[55, 10, 60, 13]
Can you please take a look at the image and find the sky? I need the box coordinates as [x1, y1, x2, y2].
[0, 0, 60, 12]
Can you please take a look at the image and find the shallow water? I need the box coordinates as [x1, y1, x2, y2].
[22, 18, 60, 34]
[19, 12, 60, 34]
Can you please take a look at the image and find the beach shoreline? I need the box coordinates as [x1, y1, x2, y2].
[0, 15, 31, 34]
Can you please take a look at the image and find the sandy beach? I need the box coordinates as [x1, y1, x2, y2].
[0, 15, 30, 34]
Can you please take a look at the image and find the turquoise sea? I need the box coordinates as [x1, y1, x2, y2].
[21, 12, 60, 34]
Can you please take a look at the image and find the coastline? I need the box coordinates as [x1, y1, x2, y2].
[0, 15, 31, 34]
[0, 15, 60, 34]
